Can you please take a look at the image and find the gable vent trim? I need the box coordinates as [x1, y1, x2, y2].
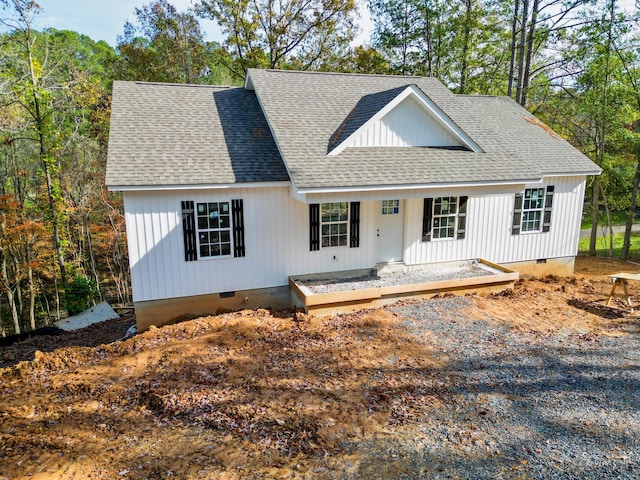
[328, 85, 483, 156]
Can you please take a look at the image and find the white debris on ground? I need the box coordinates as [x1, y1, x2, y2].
[302, 261, 499, 294]
[121, 325, 137, 340]
[54, 301, 120, 331]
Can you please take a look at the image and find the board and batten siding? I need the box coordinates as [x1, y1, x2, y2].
[124, 176, 585, 303]
[403, 176, 586, 266]
[124, 187, 377, 303]
[343, 96, 464, 148]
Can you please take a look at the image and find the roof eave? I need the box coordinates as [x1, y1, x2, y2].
[108, 181, 291, 192]
[293, 170, 600, 195]
[542, 169, 602, 177]
[294, 178, 544, 195]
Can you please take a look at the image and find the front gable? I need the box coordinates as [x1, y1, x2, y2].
[329, 85, 482, 156]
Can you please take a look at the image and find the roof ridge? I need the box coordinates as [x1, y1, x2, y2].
[456, 94, 499, 98]
[133, 81, 236, 89]
[261, 68, 432, 80]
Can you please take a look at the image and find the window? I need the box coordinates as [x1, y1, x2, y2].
[321, 202, 348, 247]
[382, 199, 400, 215]
[522, 188, 545, 232]
[196, 202, 232, 257]
[512, 186, 554, 235]
[181, 199, 245, 261]
[422, 196, 468, 242]
[433, 197, 458, 239]
[310, 202, 360, 251]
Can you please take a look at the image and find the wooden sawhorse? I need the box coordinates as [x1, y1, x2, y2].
[606, 273, 639, 311]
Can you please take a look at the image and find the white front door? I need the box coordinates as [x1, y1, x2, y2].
[377, 200, 404, 263]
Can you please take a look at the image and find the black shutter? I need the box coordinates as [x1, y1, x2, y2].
[542, 186, 554, 232]
[350, 202, 360, 248]
[512, 193, 523, 235]
[422, 198, 433, 242]
[232, 199, 245, 257]
[310, 204, 320, 251]
[457, 196, 468, 239]
[181, 200, 197, 261]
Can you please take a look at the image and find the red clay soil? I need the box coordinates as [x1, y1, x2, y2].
[0, 256, 638, 479]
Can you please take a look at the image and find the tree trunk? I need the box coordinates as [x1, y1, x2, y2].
[622, 155, 640, 259]
[589, 176, 600, 255]
[0, 299, 5, 337]
[459, 0, 472, 93]
[521, 0, 539, 106]
[515, 0, 529, 104]
[601, 194, 613, 257]
[85, 214, 102, 301]
[508, 0, 520, 98]
[422, 5, 433, 77]
[28, 264, 36, 330]
[54, 274, 60, 321]
[1, 255, 20, 335]
[591, 0, 615, 257]
[15, 257, 23, 328]
[24, 25, 67, 290]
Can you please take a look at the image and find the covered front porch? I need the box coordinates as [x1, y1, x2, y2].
[289, 259, 518, 317]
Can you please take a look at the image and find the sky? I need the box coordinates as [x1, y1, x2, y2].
[35, 0, 220, 46]
[33, 0, 373, 47]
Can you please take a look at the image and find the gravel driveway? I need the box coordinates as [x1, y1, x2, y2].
[340, 297, 640, 479]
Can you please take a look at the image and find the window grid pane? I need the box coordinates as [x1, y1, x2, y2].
[521, 188, 546, 232]
[196, 201, 232, 258]
[321, 202, 348, 248]
[434, 197, 457, 216]
[522, 211, 541, 231]
[382, 199, 400, 215]
[432, 197, 458, 239]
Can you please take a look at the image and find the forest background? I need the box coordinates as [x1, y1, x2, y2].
[0, 0, 639, 336]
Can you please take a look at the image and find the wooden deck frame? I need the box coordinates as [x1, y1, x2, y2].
[290, 259, 519, 316]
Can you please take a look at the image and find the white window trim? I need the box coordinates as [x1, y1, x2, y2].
[321, 202, 349, 248]
[521, 188, 546, 233]
[195, 201, 233, 259]
[431, 196, 459, 240]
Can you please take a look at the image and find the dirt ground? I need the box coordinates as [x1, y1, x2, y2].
[0, 256, 638, 479]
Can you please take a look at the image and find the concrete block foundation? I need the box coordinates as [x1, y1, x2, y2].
[503, 256, 575, 278]
[134, 285, 291, 331]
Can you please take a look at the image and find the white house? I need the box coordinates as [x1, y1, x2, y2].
[106, 69, 601, 330]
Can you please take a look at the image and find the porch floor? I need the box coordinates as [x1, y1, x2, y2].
[289, 259, 518, 316]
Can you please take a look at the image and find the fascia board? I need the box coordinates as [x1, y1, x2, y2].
[108, 181, 291, 192]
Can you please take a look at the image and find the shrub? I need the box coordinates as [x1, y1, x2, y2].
[65, 276, 97, 316]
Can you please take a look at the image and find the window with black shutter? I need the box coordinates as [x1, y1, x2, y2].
[182, 199, 246, 260]
[310, 202, 359, 249]
[423, 196, 466, 241]
[513, 186, 554, 234]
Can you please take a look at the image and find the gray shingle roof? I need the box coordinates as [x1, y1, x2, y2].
[107, 72, 600, 191]
[106, 81, 289, 188]
[246, 69, 600, 190]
